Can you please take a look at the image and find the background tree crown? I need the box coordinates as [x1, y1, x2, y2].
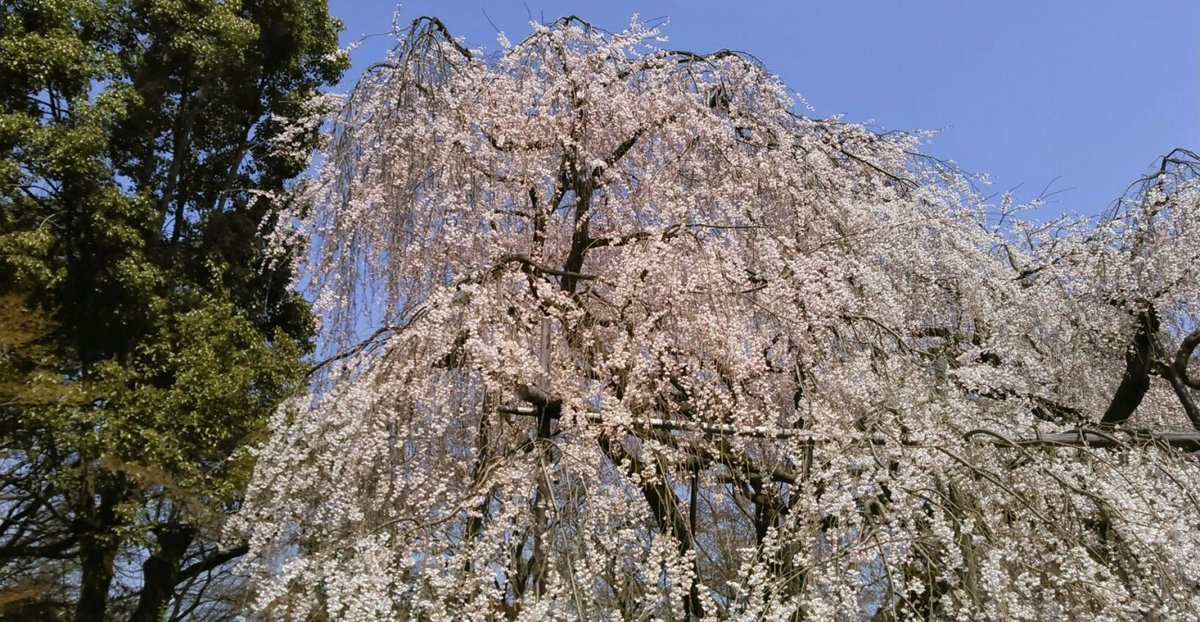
[0, 0, 345, 618]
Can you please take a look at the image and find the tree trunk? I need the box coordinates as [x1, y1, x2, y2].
[73, 474, 128, 622]
[74, 519, 117, 621]
[130, 524, 196, 622]
[75, 538, 116, 621]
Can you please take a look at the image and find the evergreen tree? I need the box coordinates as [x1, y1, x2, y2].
[0, 0, 344, 618]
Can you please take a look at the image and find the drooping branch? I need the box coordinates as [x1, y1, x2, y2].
[406, 16, 474, 61]
[596, 435, 704, 620]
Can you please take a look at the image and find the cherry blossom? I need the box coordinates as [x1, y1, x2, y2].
[237, 17, 1200, 621]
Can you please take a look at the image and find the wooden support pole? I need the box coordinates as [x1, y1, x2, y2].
[965, 428, 1200, 451]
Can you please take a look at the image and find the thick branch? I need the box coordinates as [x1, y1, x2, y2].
[1100, 308, 1158, 426]
[1176, 327, 1200, 390]
[130, 525, 195, 622]
[587, 224, 681, 250]
[177, 543, 249, 583]
[598, 129, 643, 174]
[560, 180, 592, 294]
[495, 254, 596, 282]
[0, 537, 77, 561]
[1156, 360, 1200, 430]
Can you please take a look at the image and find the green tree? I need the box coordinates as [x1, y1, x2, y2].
[0, 0, 344, 618]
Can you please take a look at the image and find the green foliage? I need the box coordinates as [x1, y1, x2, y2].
[98, 297, 305, 505]
[0, 0, 344, 617]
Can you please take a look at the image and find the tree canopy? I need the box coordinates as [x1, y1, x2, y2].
[0, 0, 344, 618]
[235, 17, 1200, 621]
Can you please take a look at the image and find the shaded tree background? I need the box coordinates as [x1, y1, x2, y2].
[0, 0, 344, 618]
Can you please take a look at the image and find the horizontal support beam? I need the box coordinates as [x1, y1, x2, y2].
[498, 405, 807, 440]
[501, 387, 1200, 451]
[966, 428, 1200, 451]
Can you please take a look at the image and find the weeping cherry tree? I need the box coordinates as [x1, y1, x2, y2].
[236, 16, 1200, 621]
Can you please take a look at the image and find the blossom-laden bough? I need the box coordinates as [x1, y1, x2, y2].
[236, 16, 1200, 621]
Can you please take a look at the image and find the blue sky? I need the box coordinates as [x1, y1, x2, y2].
[328, 1, 1198, 219]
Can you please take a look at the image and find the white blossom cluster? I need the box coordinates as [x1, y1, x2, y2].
[237, 16, 1200, 621]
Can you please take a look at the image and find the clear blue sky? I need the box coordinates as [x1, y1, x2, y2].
[328, 1, 1199, 219]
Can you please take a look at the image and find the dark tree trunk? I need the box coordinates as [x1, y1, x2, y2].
[75, 538, 117, 622]
[130, 524, 196, 622]
[73, 491, 120, 622]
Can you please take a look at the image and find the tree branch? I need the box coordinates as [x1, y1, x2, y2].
[176, 543, 249, 583]
[494, 254, 596, 282]
[1100, 307, 1158, 426]
[1175, 327, 1200, 390]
